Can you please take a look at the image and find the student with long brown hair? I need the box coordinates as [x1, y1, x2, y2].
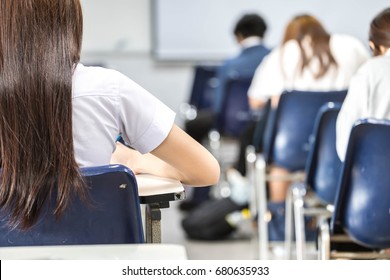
[249, 14, 368, 108]
[0, 0, 220, 230]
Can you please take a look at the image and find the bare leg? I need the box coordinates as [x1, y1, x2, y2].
[268, 166, 291, 202]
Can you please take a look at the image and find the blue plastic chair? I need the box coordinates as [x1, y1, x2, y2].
[208, 77, 253, 198]
[247, 89, 347, 259]
[216, 77, 253, 137]
[0, 164, 145, 246]
[179, 64, 219, 121]
[263, 90, 347, 171]
[285, 102, 342, 259]
[189, 65, 220, 110]
[318, 119, 390, 259]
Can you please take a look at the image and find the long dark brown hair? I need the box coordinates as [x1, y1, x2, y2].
[0, 0, 86, 229]
[369, 8, 390, 56]
[281, 14, 337, 79]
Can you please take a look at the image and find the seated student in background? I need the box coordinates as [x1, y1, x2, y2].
[182, 13, 271, 210]
[239, 14, 369, 237]
[0, 0, 220, 230]
[336, 7, 390, 161]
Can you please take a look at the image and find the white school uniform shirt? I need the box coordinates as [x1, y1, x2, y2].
[248, 34, 369, 101]
[336, 49, 390, 161]
[72, 64, 175, 167]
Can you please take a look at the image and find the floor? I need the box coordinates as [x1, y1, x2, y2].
[160, 201, 255, 260]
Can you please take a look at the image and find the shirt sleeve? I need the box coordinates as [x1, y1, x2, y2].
[116, 73, 176, 154]
[336, 64, 369, 161]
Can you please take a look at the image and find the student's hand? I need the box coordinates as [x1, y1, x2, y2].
[111, 125, 220, 186]
[110, 142, 144, 174]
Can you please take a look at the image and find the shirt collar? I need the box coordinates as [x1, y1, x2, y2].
[385, 48, 390, 57]
[240, 36, 262, 49]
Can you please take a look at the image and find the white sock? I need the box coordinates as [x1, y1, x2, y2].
[227, 169, 250, 205]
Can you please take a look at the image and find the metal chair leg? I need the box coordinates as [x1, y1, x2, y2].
[284, 186, 294, 259]
[293, 184, 307, 260]
[318, 218, 331, 260]
[246, 146, 259, 259]
[256, 156, 269, 260]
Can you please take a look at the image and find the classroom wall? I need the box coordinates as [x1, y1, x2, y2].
[80, 0, 389, 127]
[80, 0, 193, 127]
[152, 0, 389, 61]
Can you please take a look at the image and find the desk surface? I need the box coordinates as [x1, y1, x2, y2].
[0, 244, 188, 260]
[135, 174, 184, 196]
[135, 174, 186, 204]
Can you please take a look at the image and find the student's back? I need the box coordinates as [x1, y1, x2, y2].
[336, 7, 390, 161]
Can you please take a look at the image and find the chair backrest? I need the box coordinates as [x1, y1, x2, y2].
[217, 77, 252, 137]
[0, 164, 145, 246]
[263, 90, 347, 172]
[251, 99, 272, 153]
[331, 119, 390, 249]
[305, 102, 342, 205]
[189, 65, 219, 110]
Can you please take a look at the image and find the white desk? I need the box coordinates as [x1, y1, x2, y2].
[0, 244, 188, 260]
[136, 174, 185, 197]
[135, 174, 185, 243]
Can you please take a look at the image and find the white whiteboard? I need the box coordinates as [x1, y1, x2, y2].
[80, 0, 150, 53]
[152, 0, 389, 61]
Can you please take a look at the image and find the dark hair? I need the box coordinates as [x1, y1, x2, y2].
[282, 14, 337, 79]
[369, 8, 390, 56]
[234, 13, 267, 39]
[0, 0, 86, 229]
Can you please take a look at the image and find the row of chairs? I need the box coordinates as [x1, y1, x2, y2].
[247, 90, 390, 260]
[246, 89, 346, 259]
[186, 65, 390, 259]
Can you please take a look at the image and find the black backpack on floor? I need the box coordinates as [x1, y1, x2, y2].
[181, 198, 247, 240]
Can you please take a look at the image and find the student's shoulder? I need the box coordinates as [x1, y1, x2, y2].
[361, 54, 390, 73]
[330, 34, 367, 49]
[74, 63, 126, 82]
[330, 34, 369, 61]
[73, 64, 134, 96]
[350, 55, 390, 86]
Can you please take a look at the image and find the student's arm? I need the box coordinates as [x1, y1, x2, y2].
[248, 96, 267, 109]
[111, 124, 220, 186]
